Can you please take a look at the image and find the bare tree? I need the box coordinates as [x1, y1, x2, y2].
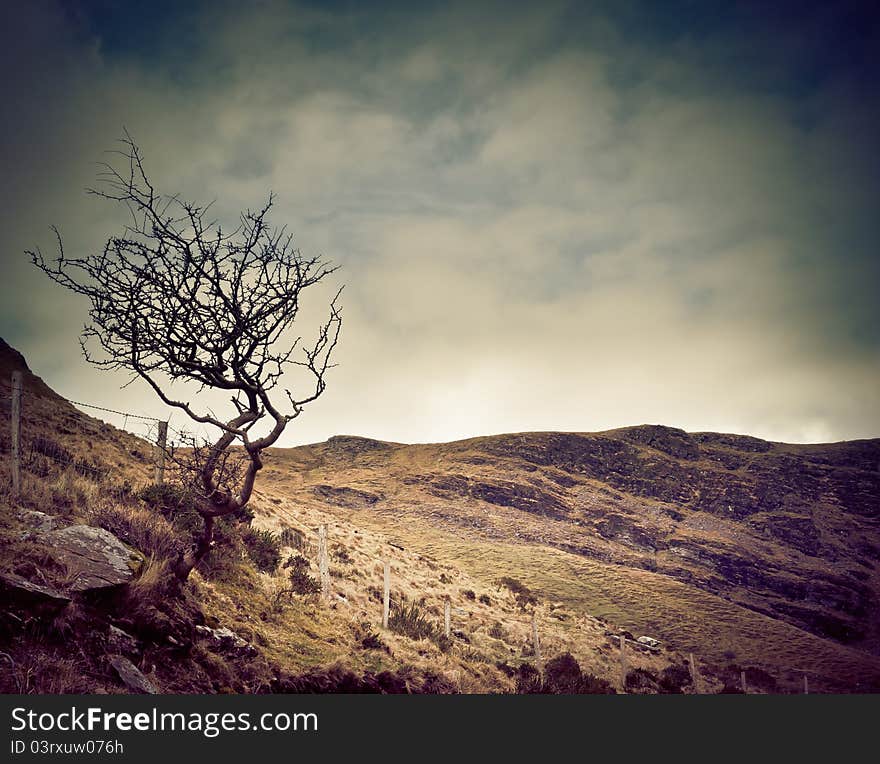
[28, 132, 342, 580]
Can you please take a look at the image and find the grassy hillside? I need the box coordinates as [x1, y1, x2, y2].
[1, 341, 688, 694]
[2, 338, 878, 693]
[256, 430, 880, 692]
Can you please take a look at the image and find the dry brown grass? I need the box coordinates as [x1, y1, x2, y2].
[241, 492, 678, 693]
[85, 501, 181, 560]
[254, 441, 880, 693]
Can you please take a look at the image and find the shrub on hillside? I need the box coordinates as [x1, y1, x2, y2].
[544, 652, 615, 694]
[242, 528, 282, 573]
[658, 662, 692, 694]
[331, 544, 353, 564]
[178, 516, 246, 582]
[498, 576, 538, 610]
[543, 652, 583, 693]
[722, 664, 778, 694]
[515, 663, 543, 694]
[389, 599, 440, 642]
[388, 598, 452, 651]
[137, 483, 191, 520]
[516, 652, 616, 694]
[625, 667, 660, 693]
[283, 555, 321, 595]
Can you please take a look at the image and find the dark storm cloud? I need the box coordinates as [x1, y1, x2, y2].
[1, 0, 878, 444]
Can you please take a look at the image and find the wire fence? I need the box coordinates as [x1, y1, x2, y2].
[2, 374, 873, 693]
[18, 433, 146, 502]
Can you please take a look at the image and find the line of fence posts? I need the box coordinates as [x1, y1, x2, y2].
[318, 524, 330, 601]
[689, 652, 702, 694]
[4, 380, 833, 695]
[228, 523, 837, 695]
[382, 561, 391, 629]
[285, 526, 839, 695]
[153, 420, 167, 485]
[10, 371, 21, 497]
[532, 610, 542, 673]
[8, 372, 170, 495]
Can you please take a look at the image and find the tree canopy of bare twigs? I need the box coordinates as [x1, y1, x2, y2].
[28, 131, 342, 579]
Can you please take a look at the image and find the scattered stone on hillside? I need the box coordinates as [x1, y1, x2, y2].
[325, 435, 394, 454]
[107, 625, 142, 657]
[194, 625, 258, 657]
[0, 571, 71, 612]
[41, 525, 144, 592]
[618, 425, 701, 460]
[108, 655, 158, 694]
[748, 513, 821, 556]
[594, 512, 666, 554]
[16, 509, 66, 533]
[312, 484, 383, 507]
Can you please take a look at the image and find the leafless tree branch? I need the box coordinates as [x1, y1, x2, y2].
[28, 132, 343, 580]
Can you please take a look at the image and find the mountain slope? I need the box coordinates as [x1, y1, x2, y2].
[257, 428, 880, 691]
[1, 339, 684, 694]
[2, 336, 879, 693]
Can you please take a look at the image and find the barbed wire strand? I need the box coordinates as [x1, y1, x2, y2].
[67, 399, 161, 422]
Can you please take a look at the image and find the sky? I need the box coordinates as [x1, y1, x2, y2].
[0, 0, 878, 446]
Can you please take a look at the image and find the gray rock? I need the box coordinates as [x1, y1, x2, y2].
[108, 655, 158, 694]
[0, 571, 70, 612]
[107, 625, 141, 656]
[41, 525, 144, 592]
[16, 510, 65, 533]
[194, 624, 258, 657]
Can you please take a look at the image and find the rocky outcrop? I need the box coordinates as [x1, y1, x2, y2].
[312, 485, 383, 507]
[325, 435, 396, 455]
[411, 473, 570, 520]
[0, 571, 70, 613]
[16, 509, 65, 533]
[291, 425, 880, 652]
[107, 625, 142, 657]
[9, 514, 144, 598]
[748, 513, 821, 556]
[617, 425, 701, 460]
[194, 625, 258, 658]
[41, 525, 144, 592]
[594, 513, 667, 554]
[108, 655, 158, 694]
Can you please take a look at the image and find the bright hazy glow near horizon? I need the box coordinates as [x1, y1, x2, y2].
[1, 1, 878, 446]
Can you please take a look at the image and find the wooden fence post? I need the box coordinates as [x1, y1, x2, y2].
[382, 562, 390, 629]
[689, 653, 701, 694]
[153, 421, 168, 485]
[10, 371, 21, 497]
[741, 670, 748, 694]
[532, 611, 542, 673]
[318, 524, 330, 601]
[620, 635, 627, 693]
[444, 600, 451, 638]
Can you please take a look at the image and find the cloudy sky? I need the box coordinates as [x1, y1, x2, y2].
[1, 1, 878, 446]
